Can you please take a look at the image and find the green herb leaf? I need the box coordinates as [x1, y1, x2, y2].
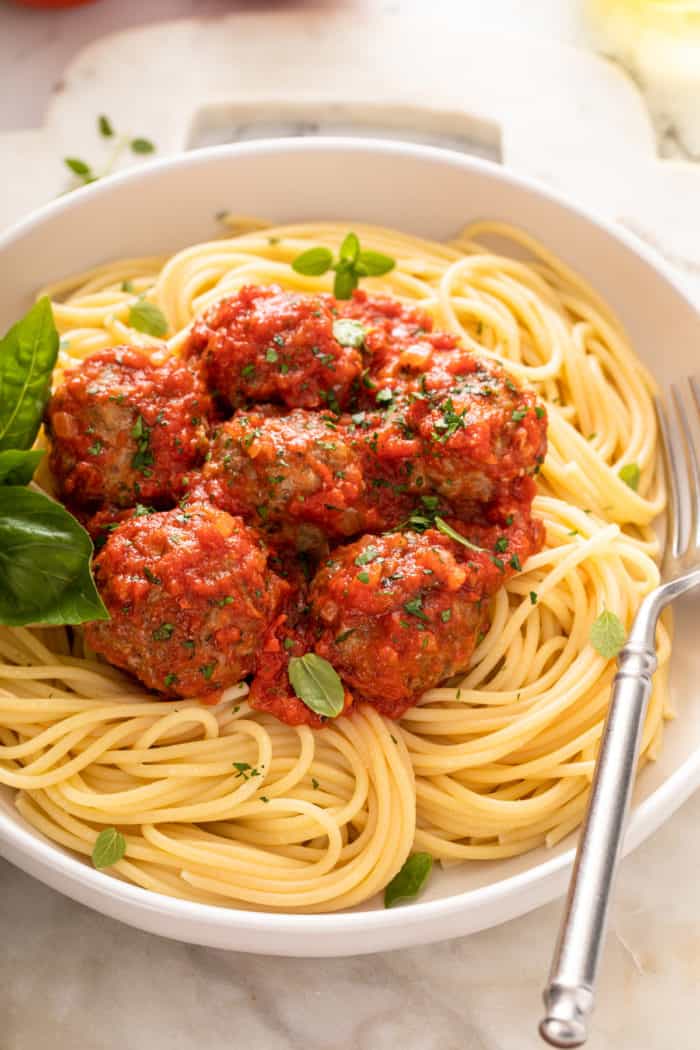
[288, 653, 345, 718]
[332, 319, 366, 348]
[355, 546, 380, 566]
[619, 463, 640, 492]
[590, 609, 626, 660]
[384, 852, 433, 908]
[130, 137, 155, 154]
[403, 596, 428, 622]
[0, 449, 44, 486]
[64, 157, 92, 177]
[0, 298, 59, 452]
[333, 265, 358, 300]
[292, 246, 334, 277]
[357, 250, 395, 277]
[98, 114, 114, 138]
[434, 516, 484, 552]
[0, 487, 109, 626]
[339, 232, 360, 263]
[128, 301, 168, 337]
[92, 827, 126, 869]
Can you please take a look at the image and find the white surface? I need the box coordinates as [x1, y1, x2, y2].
[2, 138, 700, 961]
[1, 4, 700, 1047]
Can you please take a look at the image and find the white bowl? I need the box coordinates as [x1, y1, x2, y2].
[1, 139, 698, 957]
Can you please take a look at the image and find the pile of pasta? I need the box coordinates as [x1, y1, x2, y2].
[0, 221, 669, 912]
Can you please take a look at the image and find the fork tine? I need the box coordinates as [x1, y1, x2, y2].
[655, 391, 684, 562]
[671, 380, 700, 557]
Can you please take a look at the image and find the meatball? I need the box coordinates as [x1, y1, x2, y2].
[248, 548, 353, 727]
[46, 347, 211, 509]
[85, 503, 287, 698]
[339, 289, 458, 382]
[342, 358, 547, 511]
[195, 409, 366, 544]
[309, 518, 542, 719]
[185, 285, 362, 411]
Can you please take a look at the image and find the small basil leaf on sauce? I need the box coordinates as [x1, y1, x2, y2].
[384, 852, 433, 908]
[0, 486, 109, 626]
[589, 610, 626, 660]
[292, 247, 334, 277]
[0, 297, 58, 452]
[0, 449, 45, 486]
[333, 319, 366, 348]
[288, 653, 345, 718]
[434, 516, 485, 552]
[339, 231, 360, 264]
[128, 300, 168, 338]
[357, 250, 396, 277]
[618, 462, 640, 491]
[92, 827, 126, 869]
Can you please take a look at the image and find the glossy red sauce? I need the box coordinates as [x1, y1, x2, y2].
[49, 284, 548, 728]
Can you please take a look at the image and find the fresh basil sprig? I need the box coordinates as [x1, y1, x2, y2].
[64, 115, 157, 189]
[92, 827, 126, 869]
[589, 609, 626, 660]
[618, 462, 640, 491]
[0, 297, 58, 452]
[0, 449, 45, 486]
[288, 653, 346, 718]
[0, 301, 108, 627]
[0, 487, 108, 626]
[128, 300, 168, 338]
[292, 232, 395, 299]
[384, 852, 434, 908]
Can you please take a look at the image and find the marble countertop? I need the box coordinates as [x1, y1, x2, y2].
[2, 3, 700, 1048]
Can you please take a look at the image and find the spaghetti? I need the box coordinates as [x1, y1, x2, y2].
[0, 221, 670, 911]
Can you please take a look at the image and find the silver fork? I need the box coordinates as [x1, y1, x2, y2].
[539, 376, 700, 1048]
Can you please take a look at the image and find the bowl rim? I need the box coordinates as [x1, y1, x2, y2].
[1, 135, 699, 938]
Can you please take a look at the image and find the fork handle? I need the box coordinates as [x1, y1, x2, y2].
[539, 633, 658, 1048]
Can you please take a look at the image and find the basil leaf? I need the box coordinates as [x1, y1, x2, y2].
[0, 297, 59, 452]
[339, 231, 360, 263]
[619, 463, 640, 491]
[590, 609, 626, 660]
[92, 827, 126, 869]
[358, 250, 396, 277]
[288, 653, 345, 718]
[128, 300, 168, 337]
[130, 137, 155, 154]
[292, 246, 333, 277]
[384, 852, 433, 908]
[64, 157, 92, 176]
[0, 486, 109, 626]
[434, 516, 485, 552]
[333, 319, 366, 348]
[0, 449, 44, 486]
[333, 266, 358, 300]
[98, 114, 114, 138]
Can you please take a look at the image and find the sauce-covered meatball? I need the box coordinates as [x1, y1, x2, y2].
[185, 285, 362, 411]
[85, 503, 287, 697]
[309, 516, 542, 719]
[46, 347, 211, 508]
[342, 361, 546, 511]
[196, 409, 365, 544]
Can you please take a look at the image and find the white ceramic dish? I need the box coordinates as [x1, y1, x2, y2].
[1, 139, 698, 957]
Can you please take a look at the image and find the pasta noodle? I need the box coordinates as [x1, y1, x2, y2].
[0, 221, 670, 912]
